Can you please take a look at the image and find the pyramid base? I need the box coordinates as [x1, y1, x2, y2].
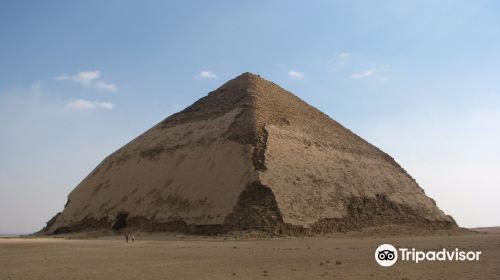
[45, 183, 456, 236]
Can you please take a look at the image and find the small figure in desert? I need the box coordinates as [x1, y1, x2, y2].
[132, 235, 135, 243]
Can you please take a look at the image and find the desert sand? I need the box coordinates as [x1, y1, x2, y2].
[1, 231, 499, 280]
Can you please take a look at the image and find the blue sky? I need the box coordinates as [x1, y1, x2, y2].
[1, 1, 499, 233]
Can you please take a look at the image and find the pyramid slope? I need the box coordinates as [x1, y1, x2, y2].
[43, 73, 455, 235]
[244, 74, 454, 230]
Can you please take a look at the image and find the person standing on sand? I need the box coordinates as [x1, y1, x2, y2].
[132, 235, 135, 243]
[125, 234, 129, 243]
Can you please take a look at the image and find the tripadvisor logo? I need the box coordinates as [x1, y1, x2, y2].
[375, 244, 398, 267]
[375, 244, 482, 267]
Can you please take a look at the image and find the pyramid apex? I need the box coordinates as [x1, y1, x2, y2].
[237, 71, 260, 78]
[226, 72, 263, 84]
[218, 72, 278, 93]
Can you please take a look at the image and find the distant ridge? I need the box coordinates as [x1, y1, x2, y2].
[0, 233, 25, 237]
[470, 227, 500, 233]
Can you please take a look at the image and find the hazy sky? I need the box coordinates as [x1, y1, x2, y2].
[1, 1, 499, 233]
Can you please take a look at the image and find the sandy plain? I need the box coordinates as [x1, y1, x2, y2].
[1, 231, 499, 280]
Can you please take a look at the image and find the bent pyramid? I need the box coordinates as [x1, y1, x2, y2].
[43, 73, 456, 235]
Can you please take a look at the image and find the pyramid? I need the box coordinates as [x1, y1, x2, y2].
[43, 73, 456, 235]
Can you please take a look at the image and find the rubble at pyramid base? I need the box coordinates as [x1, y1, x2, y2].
[45, 183, 455, 236]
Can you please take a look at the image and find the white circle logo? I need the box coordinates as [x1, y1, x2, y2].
[375, 244, 398, 267]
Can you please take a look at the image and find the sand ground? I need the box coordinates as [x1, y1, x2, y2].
[1, 232, 499, 280]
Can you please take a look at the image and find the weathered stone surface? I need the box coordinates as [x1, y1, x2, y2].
[42, 73, 456, 235]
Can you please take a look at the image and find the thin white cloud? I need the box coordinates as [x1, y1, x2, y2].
[350, 68, 377, 79]
[288, 70, 304, 79]
[350, 66, 390, 82]
[94, 81, 118, 92]
[55, 70, 118, 92]
[66, 99, 115, 110]
[56, 70, 100, 86]
[196, 71, 217, 79]
[329, 52, 352, 70]
[97, 101, 115, 109]
[66, 99, 95, 109]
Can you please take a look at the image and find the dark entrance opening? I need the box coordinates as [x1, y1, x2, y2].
[112, 212, 129, 231]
